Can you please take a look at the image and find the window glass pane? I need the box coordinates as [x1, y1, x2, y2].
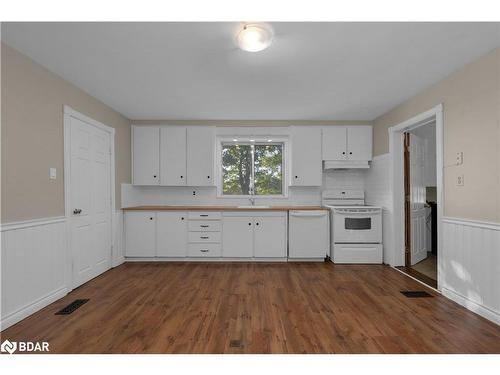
[222, 144, 253, 195]
[254, 144, 283, 195]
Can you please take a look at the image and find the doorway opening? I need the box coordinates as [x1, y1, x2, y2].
[397, 122, 439, 288]
[388, 104, 443, 290]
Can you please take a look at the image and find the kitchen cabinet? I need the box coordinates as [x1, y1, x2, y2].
[156, 211, 187, 257]
[160, 127, 187, 186]
[290, 126, 322, 186]
[222, 212, 287, 258]
[222, 216, 254, 257]
[322, 125, 372, 161]
[132, 126, 160, 185]
[253, 216, 287, 258]
[125, 212, 156, 257]
[187, 127, 215, 186]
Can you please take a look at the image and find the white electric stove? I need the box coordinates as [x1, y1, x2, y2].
[322, 189, 383, 264]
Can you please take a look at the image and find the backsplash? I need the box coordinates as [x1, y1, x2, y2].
[121, 157, 389, 208]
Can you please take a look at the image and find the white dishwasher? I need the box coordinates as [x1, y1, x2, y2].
[288, 210, 329, 260]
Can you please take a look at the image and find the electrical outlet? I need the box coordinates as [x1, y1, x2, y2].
[457, 174, 464, 186]
[49, 168, 57, 180]
[456, 152, 464, 165]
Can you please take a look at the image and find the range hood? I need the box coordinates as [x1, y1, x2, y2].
[323, 160, 370, 170]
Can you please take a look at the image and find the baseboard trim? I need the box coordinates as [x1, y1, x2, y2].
[0, 287, 68, 331]
[124, 257, 289, 262]
[442, 287, 500, 326]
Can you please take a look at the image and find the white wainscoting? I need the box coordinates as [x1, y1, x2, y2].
[441, 217, 500, 325]
[1, 217, 68, 330]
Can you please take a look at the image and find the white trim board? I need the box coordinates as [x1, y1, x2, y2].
[0, 216, 66, 232]
[442, 217, 500, 231]
[442, 288, 500, 326]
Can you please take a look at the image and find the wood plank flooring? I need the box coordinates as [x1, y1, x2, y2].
[1, 262, 499, 354]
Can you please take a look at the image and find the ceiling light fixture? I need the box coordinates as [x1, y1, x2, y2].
[237, 24, 273, 52]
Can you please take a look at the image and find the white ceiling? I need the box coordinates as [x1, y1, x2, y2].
[2, 22, 499, 120]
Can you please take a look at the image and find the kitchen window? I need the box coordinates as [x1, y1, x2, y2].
[219, 140, 285, 196]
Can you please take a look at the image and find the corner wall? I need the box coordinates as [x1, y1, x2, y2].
[1, 43, 131, 223]
[373, 47, 500, 223]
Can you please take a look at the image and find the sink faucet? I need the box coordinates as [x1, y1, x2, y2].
[249, 197, 255, 206]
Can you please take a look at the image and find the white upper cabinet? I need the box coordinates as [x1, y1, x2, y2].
[290, 126, 322, 186]
[160, 127, 187, 186]
[187, 127, 215, 186]
[322, 125, 373, 165]
[346, 126, 373, 161]
[132, 126, 160, 185]
[322, 127, 347, 160]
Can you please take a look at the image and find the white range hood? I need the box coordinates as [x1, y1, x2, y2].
[323, 160, 370, 170]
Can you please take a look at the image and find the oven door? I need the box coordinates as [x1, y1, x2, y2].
[333, 209, 382, 243]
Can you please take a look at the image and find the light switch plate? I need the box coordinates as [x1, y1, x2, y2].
[457, 174, 464, 186]
[456, 152, 464, 165]
[49, 168, 57, 180]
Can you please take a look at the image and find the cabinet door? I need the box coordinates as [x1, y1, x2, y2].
[156, 212, 187, 257]
[132, 126, 160, 185]
[254, 216, 287, 258]
[222, 216, 253, 257]
[347, 126, 372, 161]
[290, 126, 322, 186]
[160, 127, 187, 186]
[187, 127, 215, 186]
[322, 126, 347, 160]
[125, 212, 156, 257]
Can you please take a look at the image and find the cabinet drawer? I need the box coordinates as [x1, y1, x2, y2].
[188, 221, 221, 232]
[188, 211, 222, 220]
[188, 243, 221, 257]
[188, 231, 221, 243]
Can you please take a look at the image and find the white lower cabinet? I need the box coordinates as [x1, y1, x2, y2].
[125, 210, 288, 260]
[254, 216, 287, 258]
[125, 212, 156, 257]
[156, 211, 187, 257]
[222, 212, 287, 258]
[222, 216, 254, 257]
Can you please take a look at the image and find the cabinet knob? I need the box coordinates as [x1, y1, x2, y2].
[248, 222, 252, 226]
[180, 175, 183, 178]
[207, 175, 210, 179]
[342, 152, 346, 155]
[181, 217, 184, 220]
[149, 217, 153, 220]
[295, 175, 298, 179]
[153, 175, 157, 178]
[349, 152, 353, 155]
[256, 222, 260, 226]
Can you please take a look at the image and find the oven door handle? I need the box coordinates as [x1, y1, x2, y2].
[334, 210, 380, 215]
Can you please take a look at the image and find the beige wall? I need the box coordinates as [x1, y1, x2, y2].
[1, 43, 131, 222]
[373, 48, 500, 223]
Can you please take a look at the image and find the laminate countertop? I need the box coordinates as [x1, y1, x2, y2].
[122, 205, 328, 212]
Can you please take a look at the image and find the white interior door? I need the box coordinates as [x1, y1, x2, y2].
[70, 116, 112, 288]
[410, 134, 427, 265]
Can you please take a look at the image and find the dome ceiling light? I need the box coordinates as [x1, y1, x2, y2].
[237, 24, 273, 52]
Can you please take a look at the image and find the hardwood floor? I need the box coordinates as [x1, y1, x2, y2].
[2, 262, 499, 354]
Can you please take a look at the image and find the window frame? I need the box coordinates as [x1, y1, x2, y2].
[216, 136, 289, 198]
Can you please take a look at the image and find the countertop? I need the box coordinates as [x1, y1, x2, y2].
[122, 205, 328, 212]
